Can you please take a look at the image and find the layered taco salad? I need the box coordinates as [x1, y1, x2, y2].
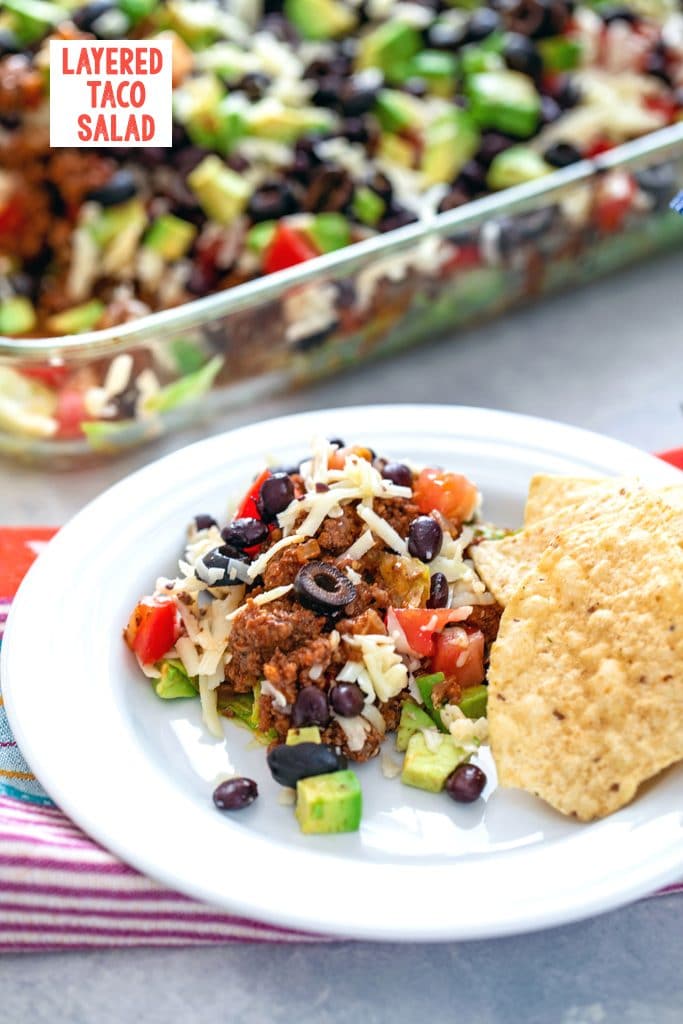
[125, 439, 503, 832]
[125, 441, 683, 834]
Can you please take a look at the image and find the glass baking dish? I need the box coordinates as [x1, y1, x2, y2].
[2, 122, 683, 465]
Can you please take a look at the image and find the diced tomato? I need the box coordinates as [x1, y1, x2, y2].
[594, 171, 636, 234]
[413, 468, 479, 524]
[644, 94, 676, 122]
[125, 599, 179, 665]
[263, 224, 318, 275]
[21, 365, 71, 390]
[388, 606, 472, 658]
[328, 445, 374, 470]
[440, 244, 481, 276]
[54, 388, 90, 440]
[235, 467, 271, 521]
[584, 138, 614, 159]
[432, 627, 485, 689]
[0, 197, 25, 236]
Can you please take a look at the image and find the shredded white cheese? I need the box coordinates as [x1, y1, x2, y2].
[356, 504, 408, 556]
[333, 713, 369, 752]
[226, 584, 293, 621]
[198, 676, 224, 738]
[247, 535, 306, 581]
[381, 750, 403, 779]
[341, 529, 376, 562]
[361, 703, 386, 736]
[261, 679, 288, 709]
[344, 634, 408, 702]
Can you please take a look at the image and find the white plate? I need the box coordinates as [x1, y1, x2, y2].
[4, 405, 683, 942]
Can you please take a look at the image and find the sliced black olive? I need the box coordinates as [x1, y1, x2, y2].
[294, 560, 357, 614]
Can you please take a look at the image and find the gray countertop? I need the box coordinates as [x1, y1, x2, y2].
[2, 252, 683, 1023]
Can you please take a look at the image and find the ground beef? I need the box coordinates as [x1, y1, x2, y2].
[432, 677, 465, 708]
[321, 719, 384, 762]
[258, 695, 292, 741]
[316, 504, 362, 553]
[46, 150, 116, 208]
[465, 603, 503, 647]
[373, 498, 420, 540]
[262, 538, 320, 589]
[0, 55, 44, 114]
[263, 635, 333, 700]
[337, 607, 386, 638]
[341, 580, 391, 619]
[224, 599, 325, 691]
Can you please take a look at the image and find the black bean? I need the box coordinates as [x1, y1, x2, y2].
[554, 75, 582, 109]
[540, 95, 562, 125]
[294, 561, 357, 614]
[477, 131, 514, 167]
[599, 4, 639, 23]
[267, 743, 346, 788]
[339, 68, 383, 117]
[248, 181, 298, 222]
[543, 141, 582, 167]
[427, 572, 449, 609]
[381, 462, 413, 488]
[262, 12, 300, 44]
[408, 516, 443, 562]
[221, 517, 269, 549]
[239, 72, 271, 101]
[0, 29, 21, 58]
[635, 162, 676, 211]
[86, 170, 137, 207]
[446, 763, 487, 803]
[379, 205, 418, 232]
[196, 548, 247, 587]
[213, 777, 258, 811]
[367, 171, 393, 203]
[194, 514, 218, 532]
[504, 0, 569, 39]
[173, 145, 211, 177]
[330, 683, 365, 718]
[396, 78, 424, 99]
[328, 437, 345, 448]
[502, 33, 542, 79]
[313, 74, 344, 108]
[343, 116, 371, 144]
[291, 686, 330, 728]
[72, 0, 115, 31]
[257, 472, 295, 521]
[466, 7, 501, 41]
[427, 20, 468, 50]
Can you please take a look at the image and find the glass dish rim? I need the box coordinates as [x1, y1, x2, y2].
[3, 122, 683, 361]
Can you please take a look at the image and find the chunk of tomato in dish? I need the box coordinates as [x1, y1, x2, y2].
[388, 607, 472, 658]
[413, 468, 478, 524]
[432, 627, 485, 689]
[125, 599, 178, 665]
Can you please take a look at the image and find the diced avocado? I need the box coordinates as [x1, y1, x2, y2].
[295, 770, 362, 835]
[46, 300, 105, 335]
[170, 337, 206, 375]
[486, 145, 552, 189]
[187, 156, 251, 225]
[461, 44, 505, 77]
[415, 672, 447, 731]
[246, 220, 277, 255]
[4, 0, 66, 43]
[142, 355, 223, 413]
[284, 0, 357, 40]
[144, 214, 196, 261]
[458, 684, 488, 720]
[305, 213, 351, 254]
[118, 0, 158, 22]
[401, 732, 470, 793]
[467, 70, 541, 138]
[165, 0, 220, 48]
[405, 50, 459, 97]
[245, 102, 334, 143]
[0, 297, 36, 336]
[176, 78, 246, 152]
[286, 726, 322, 746]
[155, 659, 199, 699]
[377, 132, 415, 169]
[356, 21, 422, 81]
[89, 199, 147, 249]
[538, 36, 583, 72]
[422, 109, 480, 186]
[373, 89, 423, 133]
[352, 186, 385, 227]
[396, 701, 437, 753]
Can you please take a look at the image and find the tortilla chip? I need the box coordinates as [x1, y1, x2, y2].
[524, 475, 621, 525]
[472, 483, 645, 607]
[661, 484, 683, 511]
[488, 492, 683, 821]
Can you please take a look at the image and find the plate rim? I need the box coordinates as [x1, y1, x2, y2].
[3, 404, 683, 942]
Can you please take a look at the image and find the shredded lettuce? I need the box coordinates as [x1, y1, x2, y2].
[155, 659, 199, 699]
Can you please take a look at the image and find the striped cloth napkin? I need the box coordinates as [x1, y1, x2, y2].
[0, 528, 319, 952]
[3, 474, 683, 952]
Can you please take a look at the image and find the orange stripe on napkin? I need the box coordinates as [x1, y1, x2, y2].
[0, 528, 58, 599]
